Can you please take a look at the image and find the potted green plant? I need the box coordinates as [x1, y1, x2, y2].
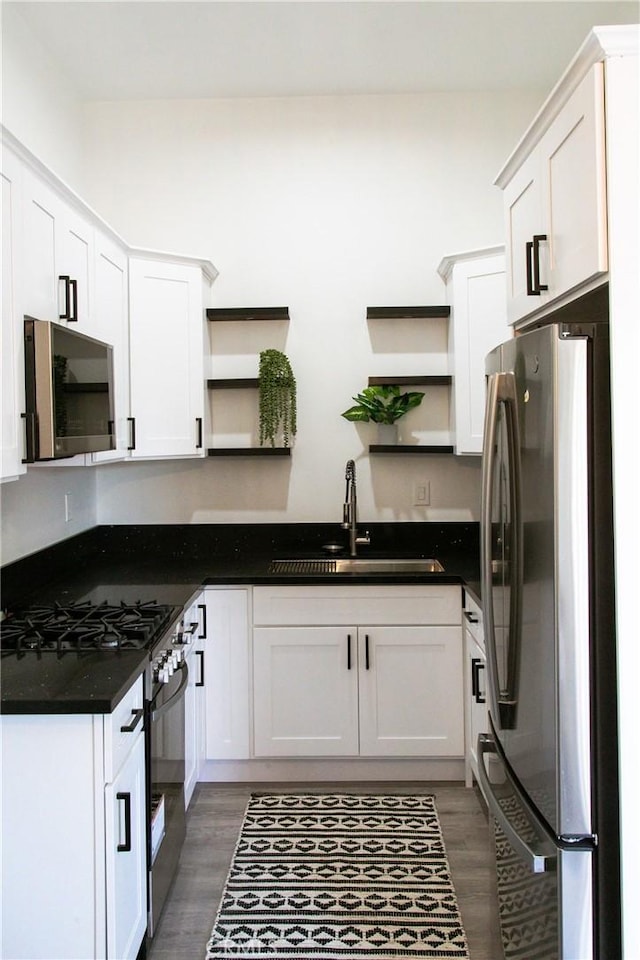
[258, 349, 297, 447]
[341, 384, 425, 443]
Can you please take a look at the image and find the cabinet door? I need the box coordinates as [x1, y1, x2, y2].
[502, 150, 545, 324]
[358, 626, 464, 757]
[129, 258, 205, 458]
[184, 593, 207, 806]
[1, 148, 26, 480]
[253, 626, 359, 757]
[22, 171, 93, 328]
[464, 628, 488, 787]
[450, 253, 508, 455]
[541, 63, 607, 299]
[204, 589, 250, 760]
[105, 732, 147, 960]
[58, 205, 93, 328]
[90, 232, 130, 462]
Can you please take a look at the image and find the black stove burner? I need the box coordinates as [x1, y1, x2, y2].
[1, 600, 177, 657]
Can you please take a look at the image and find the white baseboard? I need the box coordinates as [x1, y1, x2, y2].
[198, 757, 465, 783]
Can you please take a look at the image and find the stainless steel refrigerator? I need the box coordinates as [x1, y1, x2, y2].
[477, 298, 620, 960]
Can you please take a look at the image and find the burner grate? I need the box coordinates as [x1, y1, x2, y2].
[1, 600, 176, 656]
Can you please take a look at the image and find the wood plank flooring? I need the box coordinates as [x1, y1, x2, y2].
[147, 781, 502, 960]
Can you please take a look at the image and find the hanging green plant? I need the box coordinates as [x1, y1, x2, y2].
[258, 349, 297, 447]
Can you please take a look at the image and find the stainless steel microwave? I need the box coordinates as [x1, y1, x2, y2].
[24, 317, 115, 462]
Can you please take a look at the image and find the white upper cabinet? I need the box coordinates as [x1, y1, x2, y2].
[22, 169, 95, 330]
[1, 146, 26, 481]
[1, 127, 218, 470]
[128, 254, 213, 459]
[498, 63, 607, 325]
[89, 232, 130, 463]
[438, 245, 510, 455]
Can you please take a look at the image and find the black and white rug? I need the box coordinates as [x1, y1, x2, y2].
[205, 793, 470, 959]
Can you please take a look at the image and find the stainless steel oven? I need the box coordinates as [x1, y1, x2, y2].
[147, 619, 190, 937]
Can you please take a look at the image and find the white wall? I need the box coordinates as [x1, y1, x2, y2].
[0, 468, 97, 566]
[1, 3, 86, 188]
[85, 91, 540, 525]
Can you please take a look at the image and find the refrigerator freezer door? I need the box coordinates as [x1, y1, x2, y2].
[478, 731, 594, 960]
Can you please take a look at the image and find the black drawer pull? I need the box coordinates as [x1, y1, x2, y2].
[347, 634, 352, 670]
[464, 610, 479, 624]
[471, 658, 486, 704]
[197, 603, 207, 639]
[365, 634, 370, 670]
[116, 792, 132, 852]
[120, 708, 144, 733]
[196, 650, 205, 687]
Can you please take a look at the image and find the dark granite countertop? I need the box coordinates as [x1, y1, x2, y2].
[1, 522, 481, 715]
[1, 649, 147, 715]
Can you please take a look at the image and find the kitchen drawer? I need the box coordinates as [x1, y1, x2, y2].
[104, 674, 145, 782]
[463, 591, 484, 649]
[253, 584, 462, 626]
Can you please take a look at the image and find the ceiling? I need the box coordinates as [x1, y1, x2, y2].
[6, 1, 640, 101]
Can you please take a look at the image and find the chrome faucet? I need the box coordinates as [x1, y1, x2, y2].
[341, 459, 371, 557]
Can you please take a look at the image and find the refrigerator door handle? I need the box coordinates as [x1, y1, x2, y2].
[480, 371, 523, 730]
[477, 733, 557, 874]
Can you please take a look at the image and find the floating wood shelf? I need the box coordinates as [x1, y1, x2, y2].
[207, 307, 290, 322]
[367, 376, 452, 387]
[366, 306, 450, 320]
[207, 378, 259, 389]
[369, 444, 455, 455]
[207, 447, 291, 457]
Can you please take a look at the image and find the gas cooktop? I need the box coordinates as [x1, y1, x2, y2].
[0, 600, 180, 656]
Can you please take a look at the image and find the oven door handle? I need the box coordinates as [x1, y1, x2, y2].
[151, 662, 189, 721]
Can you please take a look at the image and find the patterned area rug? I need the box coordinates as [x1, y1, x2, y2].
[205, 793, 470, 958]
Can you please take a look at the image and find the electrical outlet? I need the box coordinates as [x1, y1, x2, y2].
[413, 480, 430, 506]
[64, 493, 73, 522]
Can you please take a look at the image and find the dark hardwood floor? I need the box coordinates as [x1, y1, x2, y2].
[147, 781, 502, 960]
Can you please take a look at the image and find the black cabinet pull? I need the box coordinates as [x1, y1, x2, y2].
[365, 634, 370, 670]
[197, 603, 207, 640]
[196, 650, 205, 687]
[59, 275, 79, 321]
[127, 417, 136, 451]
[471, 658, 486, 704]
[347, 634, 352, 670]
[196, 417, 203, 449]
[69, 278, 78, 321]
[120, 708, 143, 733]
[525, 234, 548, 296]
[116, 792, 132, 852]
[59, 275, 72, 320]
[21, 411, 35, 464]
[532, 234, 548, 293]
[464, 610, 479, 624]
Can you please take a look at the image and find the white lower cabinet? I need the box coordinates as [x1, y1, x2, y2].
[463, 592, 489, 788]
[252, 585, 464, 760]
[184, 593, 207, 807]
[105, 733, 147, 959]
[0, 674, 146, 960]
[203, 587, 251, 760]
[253, 626, 359, 756]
